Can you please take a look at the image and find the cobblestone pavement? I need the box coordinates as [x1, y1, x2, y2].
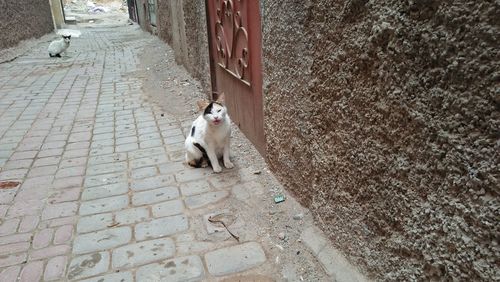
[0, 22, 345, 281]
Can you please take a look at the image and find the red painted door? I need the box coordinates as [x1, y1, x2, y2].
[206, 0, 265, 156]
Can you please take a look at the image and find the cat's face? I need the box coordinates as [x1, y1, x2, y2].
[62, 35, 71, 43]
[203, 102, 227, 126]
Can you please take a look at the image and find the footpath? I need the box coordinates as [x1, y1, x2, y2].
[0, 15, 361, 282]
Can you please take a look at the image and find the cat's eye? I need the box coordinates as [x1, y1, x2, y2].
[217, 109, 221, 113]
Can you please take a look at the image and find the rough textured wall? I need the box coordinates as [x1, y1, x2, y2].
[182, 0, 210, 93]
[262, 0, 499, 280]
[0, 0, 54, 49]
[156, 0, 211, 93]
[157, 0, 173, 45]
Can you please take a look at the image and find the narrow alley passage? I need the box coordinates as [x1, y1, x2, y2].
[0, 20, 346, 282]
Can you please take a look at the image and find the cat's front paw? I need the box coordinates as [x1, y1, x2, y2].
[212, 166, 222, 173]
[224, 161, 234, 169]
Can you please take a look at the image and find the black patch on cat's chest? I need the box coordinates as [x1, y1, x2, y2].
[191, 126, 195, 137]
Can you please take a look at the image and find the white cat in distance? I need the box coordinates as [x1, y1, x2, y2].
[48, 35, 71, 58]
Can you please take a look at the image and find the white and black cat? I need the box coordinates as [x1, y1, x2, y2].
[185, 94, 234, 173]
[48, 35, 71, 58]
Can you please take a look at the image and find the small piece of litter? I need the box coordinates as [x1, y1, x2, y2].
[274, 194, 285, 203]
[278, 232, 286, 240]
[253, 170, 261, 175]
[0, 181, 20, 189]
[293, 213, 304, 220]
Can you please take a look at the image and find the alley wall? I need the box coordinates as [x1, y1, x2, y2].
[0, 0, 54, 49]
[156, 0, 211, 92]
[262, 0, 499, 280]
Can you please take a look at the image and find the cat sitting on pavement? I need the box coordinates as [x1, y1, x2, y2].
[48, 35, 71, 58]
[185, 93, 234, 173]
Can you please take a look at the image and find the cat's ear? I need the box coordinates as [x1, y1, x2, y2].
[216, 92, 225, 104]
[197, 100, 210, 112]
[68, 35, 71, 39]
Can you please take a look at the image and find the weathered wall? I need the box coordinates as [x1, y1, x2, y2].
[157, 0, 173, 45]
[262, 0, 499, 280]
[0, 0, 54, 49]
[156, 0, 211, 93]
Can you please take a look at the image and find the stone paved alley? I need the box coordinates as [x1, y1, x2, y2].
[0, 16, 365, 282]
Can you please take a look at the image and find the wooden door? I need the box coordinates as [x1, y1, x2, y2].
[206, 0, 265, 156]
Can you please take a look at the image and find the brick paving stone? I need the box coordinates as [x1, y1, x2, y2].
[89, 146, 114, 156]
[116, 142, 139, 152]
[0, 205, 8, 217]
[54, 225, 73, 244]
[151, 199, 184, 218]
[128, 147, 165, 159]
[52, 176, 83, 189]
[175, 169, 213, 183]
[116, 136, 137, 145]
[0, 265, 21, 282]
[55, 165, 86, 178]
[59, 157, 87, 168]
[67, 252, 110, 280]
[0, 242, 30, 255]
[0, 218, 20, 236]
[37, 148, 64, 158]
[30, 245, 70, 260]
[136, 255, 204, 281]
[0, 233, 31, 245]
[180, 179, 212, 196]
[63, 148, 90, 159]
[77, 213, 114, 233]
[0, 169, 28, 180]
[139, 139, 163, 148]
[18, 261, 43, 282]
[78, 272, 134, 282]
[158, 162, 185, 174]
[184, 191, 229, 209]
[44, 255, 67, 281]
[132, 186, 179, 206]
[9, 151, 37, 160]
[205, 242, 267, 276]
[79, 195, 129, 215]
[0, 252, 26, 268]
[48, 188, 81, 204]
[2, 159, 33, 170]
[18, 215, 39, 232]
[86, 162, 127, 176]
[28, 165, 58, 177]
[115, 207, 149, 225]
[66, 141, 90, 150]
[42, 202, 78, 220]
[47, 216, 78, 228]
[135, 215, 189, 241]
[73, 227, 131, 254]
[112, 238, 175, 268]
[33, 228, 53, 249]
[131, 166, 157, 179]
[130, 155, 168, 169]
[131, 175, 175, 191]
[81, 182, 129, 201]
[88, 153, 127, 165]
[0, 190, 16, 204]
[32, 156, 61, 167]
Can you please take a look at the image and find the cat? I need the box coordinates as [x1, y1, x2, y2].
[185, 93, 234, 173]
[48, 35, 71, 58]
